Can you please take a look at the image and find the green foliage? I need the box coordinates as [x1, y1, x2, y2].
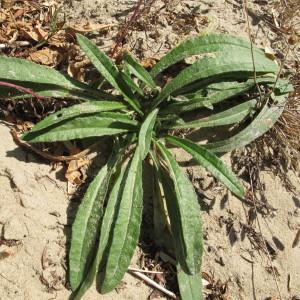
[1, 33, 293, 299]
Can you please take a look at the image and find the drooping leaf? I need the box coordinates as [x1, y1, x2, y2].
[123, 52, 157, 89]
[76, 34, 142, 114]
[165, 99, 257, 129]
[101, 146, 143, 293]
[29, 101, 126, 133]
[165, 136, 245, 198]
[159, 80, 257, 115]
[156, 141, 202, 275]
[204, 84, 291, 153]
[177, 266, 203, 300]
[153, 49, 279, 106]
[69, 154, 120, 291]
[0, 56, 113, 101]
[22, 112, 138, 142]
[150, 34, 266, 77]
[138, 109, 159, 159]
[72, 161, 127, 300]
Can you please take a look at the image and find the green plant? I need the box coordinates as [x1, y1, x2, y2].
[0, 33, 292, 299]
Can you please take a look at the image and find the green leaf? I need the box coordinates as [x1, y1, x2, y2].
[0, 56, 113, 101]
[165, 136, 245, 198]
[150, 34, 266, 77]
[76, 34, 142, 114]
[153, 49, 278, 106]
[160, 80, 256, 115]
[205, 86, 290, 153]
[28, 101, 126, 133]
[123, 52, 157, 89]
[22, 112, 138, 142]
[72, 160, 127, 300]
[138, 109, 159, 159]
[156, 141, 202, 275]
[101, 146, 143, 293]
[177, 266, 203, 300]
[165, 99, 257, 129]
[121, 72, 145, 96]
[69, 155, 119, 291]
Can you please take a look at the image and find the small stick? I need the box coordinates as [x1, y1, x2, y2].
[11, 129, 99, 162]
[128, 270, 177, 299]
[128, 267, 164, 274]
[0, 81, 46, 101]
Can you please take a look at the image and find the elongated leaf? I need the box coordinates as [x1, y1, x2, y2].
[138, 109, 159, 159]
[22, 112, 138, 142]
[177, 266, 203, 300]
[0, 56, 113, 100]
[205, 85, 291, 153]
[76, 34, 142, 114]
[29, 101, 126, 133]
[156, 141, 202, 274]
[123, 52, 157, 89]
[160, 80, 257, 115]
[166, 99, 257, 129]
[72, 162, 127, 299]
[101, 146, 143, 293]
[69, 155, 120, 291]
[166, 136, 245, 198]
[121, 71, 144, 96]
[154, 49, 278, 106]
[151, 34, 265, 77]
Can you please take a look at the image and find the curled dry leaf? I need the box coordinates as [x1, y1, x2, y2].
[22, 26, 48, 42]
[65, 157, 90, 185]
[29, 48, 63, 66]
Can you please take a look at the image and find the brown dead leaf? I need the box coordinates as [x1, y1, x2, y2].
[22, 26, 48, 42]
[1, 0, 14, 9]
[66, 21, 114, 34]
[0, 10, 7, 22]
[29, 48, 63, 66]
[141, 58, 157, 68]
[67, 63, 85, 81]
[65, 157, 90, 185]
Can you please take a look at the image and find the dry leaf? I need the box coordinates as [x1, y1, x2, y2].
[141, 58, 157, 68]
[22, 26, 48, 42]
[264, 46, 276, 60]
[66, 21, 114, 34]
[65, 157, 90, 185]
[29, 48, 62, 66]
[0, 10, 7, 22]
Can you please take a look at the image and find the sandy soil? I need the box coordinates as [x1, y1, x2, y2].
[0, 0, 299, 299]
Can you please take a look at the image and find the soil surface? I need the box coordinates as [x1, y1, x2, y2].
[0, 0, 300, 299]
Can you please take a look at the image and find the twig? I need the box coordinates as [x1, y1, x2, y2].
[248, 167, 283, 300]
[243, 0, 263, 101]
[0, 81, 46, 101]
[0, 41, 31, 49]
[128, 267, 164, 274]
[10, 129, 99, 162]
[128, 270, 177, 299]
[110, 0, 157, 58]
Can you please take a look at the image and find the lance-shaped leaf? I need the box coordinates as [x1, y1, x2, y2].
[165, 99, 257, 130]
[28, 101, 126, 133]
[123, 52, 157, 89]
[150, 34, 266, 77]
[72, 162, 127, 299]
[204, 84, 291, 153]
[159, 80, 257, 115]
[166, 136, 245, 198]
[138, 109, 159, 159]
[177, 266, 203, 300]
[156, 141, 202, 274]
[76, 34, 142, 114]
[153, 49, 278, 106]
[69, 155, 120, 291]
[0, 56, 113, 100]
[22, 112, 138, 142]
[101, 146, 143, 293]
